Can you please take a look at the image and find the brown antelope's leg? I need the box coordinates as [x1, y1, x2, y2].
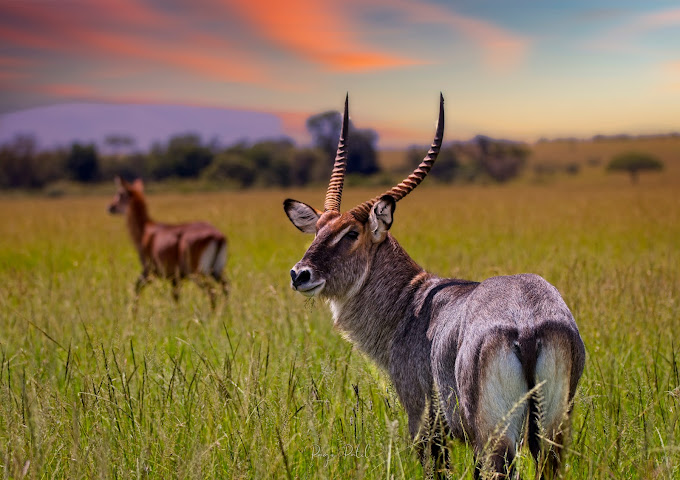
[171, 277, 180, 302]
[208, 284, 216, 310]
[131, 272, 150, 316]
[212, 272, 229, 298]
[192, 275, 216, 309]
[135, 272, 150, 296]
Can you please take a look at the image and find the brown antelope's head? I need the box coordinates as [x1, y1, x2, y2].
[284, 94, 444, 299]
[108, 176, 144, 214]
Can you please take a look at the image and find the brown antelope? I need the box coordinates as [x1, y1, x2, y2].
[283, 95, 585, 478]
[108, 177, 228, 307]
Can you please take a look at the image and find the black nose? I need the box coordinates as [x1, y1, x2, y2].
[290, 269, 311, 288]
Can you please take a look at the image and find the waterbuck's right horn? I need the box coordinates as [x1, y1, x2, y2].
[349, 93, 444, 222]
[323, 94, 349, 213]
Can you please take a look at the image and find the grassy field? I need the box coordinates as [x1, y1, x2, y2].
[1, 160, 679, 478]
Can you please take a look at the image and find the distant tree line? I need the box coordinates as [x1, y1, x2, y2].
[405, 135, 531, 183]
[1, 110, 537, 190]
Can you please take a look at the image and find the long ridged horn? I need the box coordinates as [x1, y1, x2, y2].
[350, 93, 444, 222]
[324, 94, 349, 212]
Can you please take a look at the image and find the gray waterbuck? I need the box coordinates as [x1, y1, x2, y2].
[283, 94, 585, 478]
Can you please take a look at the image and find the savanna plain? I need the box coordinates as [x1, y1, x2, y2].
[1, 139, 679, 479]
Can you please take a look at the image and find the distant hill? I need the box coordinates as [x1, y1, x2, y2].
[0, 103, 285, 152]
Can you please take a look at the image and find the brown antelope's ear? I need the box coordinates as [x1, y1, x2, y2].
[116, 176, 133, 191]
[284, 199, 321, 234]
[368, 195, 396, 243]
[132, 178, 144, 192]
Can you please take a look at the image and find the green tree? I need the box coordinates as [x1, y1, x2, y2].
[66, 142, 100, 182]
[148, 133, 213, 179]
[406, 145, 460, 182]
[0, 135, 65, 188]
[606, 151, 663, 184]
[290, 148, 327, 186]
[246, 139, 295, 186]
[202, 152, 257, 188]
[306, 111, 341, 162]
[306, 110, 380, 175]
[104, 134, 136, 158]
[475, 135, 529, 182]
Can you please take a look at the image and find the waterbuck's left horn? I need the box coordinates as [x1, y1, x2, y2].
[324, 94, 349, 212]
[350, 93, 444, 222]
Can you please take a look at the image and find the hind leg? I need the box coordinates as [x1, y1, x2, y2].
[212, 272, 229, 298]
[532, 428, 565, 480]
[475, 438, 517, 480]
[192, 275, 217, 309]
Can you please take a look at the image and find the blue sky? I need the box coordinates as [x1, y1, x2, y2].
[0, 0, 678, 147]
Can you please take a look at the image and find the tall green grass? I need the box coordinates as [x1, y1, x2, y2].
[1, 178, 678, 478]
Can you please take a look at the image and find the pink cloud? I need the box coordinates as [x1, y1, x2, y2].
[660, 60, 680, 92]
[346, 0, 531, 71]
[590, 7, 680, 51]
[0, 56, 35, 68]
[663, 61, 680, 73]
[0, 1, 269, 85]
[39, 83, 100, 98]
[0, 72, 30, 82]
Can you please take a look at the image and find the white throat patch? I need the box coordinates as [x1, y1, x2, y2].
[327, 260, 371, 325]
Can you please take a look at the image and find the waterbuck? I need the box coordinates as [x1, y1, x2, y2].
[108, 177, 228, 307]
[283, 95, 585, 478]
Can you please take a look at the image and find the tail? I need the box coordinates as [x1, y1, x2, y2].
[513, 334, 542, 458]
[515, 331, 574, 465]
[211, 237, 227, 277]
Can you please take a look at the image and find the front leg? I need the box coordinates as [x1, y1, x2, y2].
[131, 269, 150, 317]
[135, 270, 150, 296]
[171, 276, 180, 302]
[413, 396, 450, 479]
[390, 354, 446, 477]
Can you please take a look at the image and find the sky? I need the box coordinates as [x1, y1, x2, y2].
[0, 0, 679, 148]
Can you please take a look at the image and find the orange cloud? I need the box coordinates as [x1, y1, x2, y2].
[225, 0, 424, 71]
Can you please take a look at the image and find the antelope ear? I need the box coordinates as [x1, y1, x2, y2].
[116, 176, 132, 191]
[284, 199, 321, 234]
[132, 178, 144, 192]
[368, 195, 396, 243]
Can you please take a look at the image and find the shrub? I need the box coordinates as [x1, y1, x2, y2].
[606, 151, 663, 183]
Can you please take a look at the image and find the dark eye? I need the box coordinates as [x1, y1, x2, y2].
[344, 230, 359, 241]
